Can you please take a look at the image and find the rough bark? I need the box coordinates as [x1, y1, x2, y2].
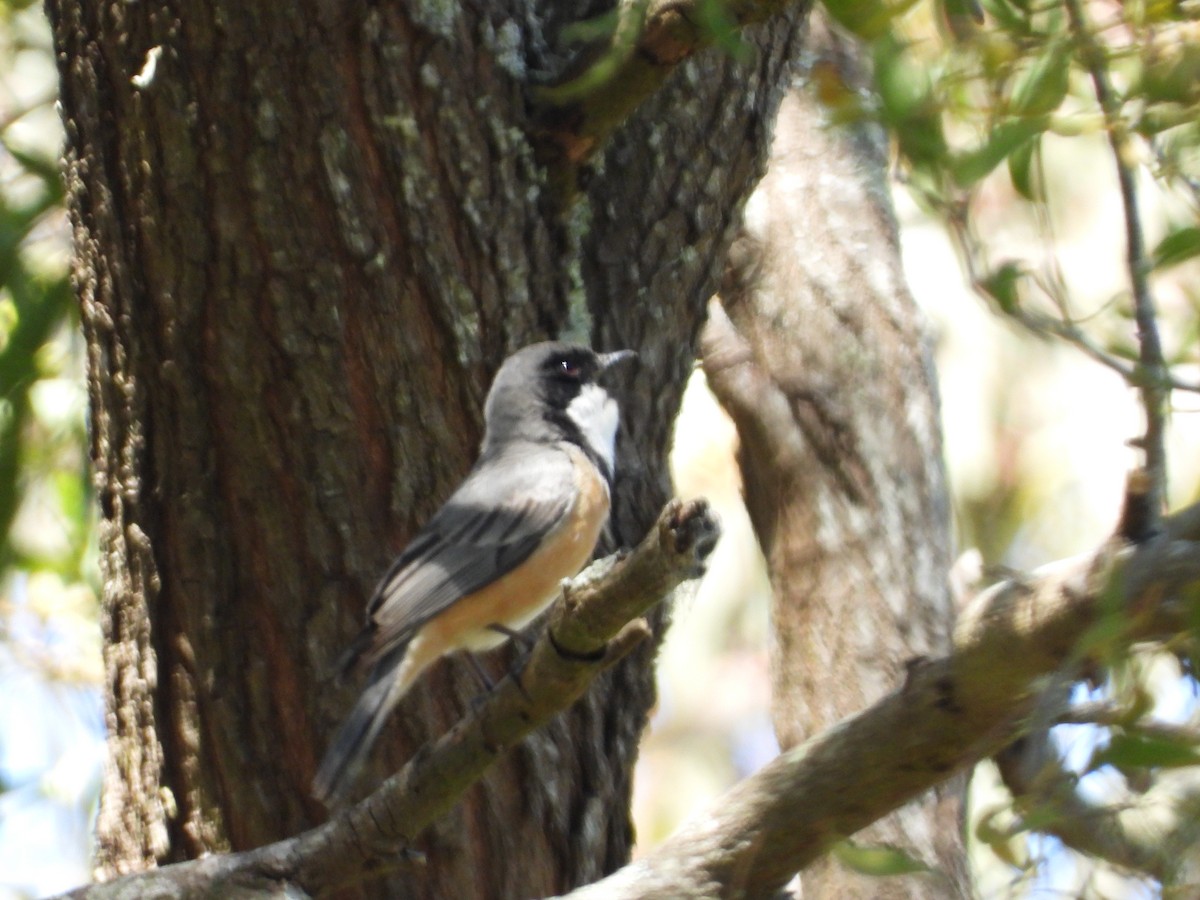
[704, 18, 968, 897]
[48, 0, 807, 894]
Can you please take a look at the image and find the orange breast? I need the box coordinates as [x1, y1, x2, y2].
[410, 444, 610, 672]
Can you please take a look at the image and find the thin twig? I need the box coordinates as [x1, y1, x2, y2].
[944, 215, 1200, 394]
[1060, 701, 1200, 746]
[995, 715, 1186, 883]
[1065, 0, 1169, 522]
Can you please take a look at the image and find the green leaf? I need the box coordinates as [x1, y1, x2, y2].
[1006, 134, 1041, 200]
[874, 35, 948, 165]
[0, 272, 69, 557]
[1151, 226, 1200, 271]
[1090, 733, 1200, 772]
[1135, 42, 1200, 106]
[978, 261, 1024, 313]
[823, 0, 921, 40]
[938, 0, 984, 42]
[695, 0, 751, 62]
[1141, 0, 1188, 22]
[2, 144, 64, 201]
[833, 840, 932, 877]
[979, 0, 1030, 35]
[953, 119, 1043, 186]
[974, 806, 1029, 869]
[874, 34, 928, 121]
[1010, 39, 1072, 117]
[53, 469, 88, 535]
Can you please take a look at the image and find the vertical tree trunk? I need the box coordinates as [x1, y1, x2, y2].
[48, 0, 808, 894]
[704, 18, 969, 897]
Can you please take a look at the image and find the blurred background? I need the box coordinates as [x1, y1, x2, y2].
[2, 0, 1198, 896]
[0, 1, 102, 896]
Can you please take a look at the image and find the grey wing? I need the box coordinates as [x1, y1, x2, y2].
[352, 445, 577, 668]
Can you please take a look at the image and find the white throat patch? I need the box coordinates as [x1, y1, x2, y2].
[566, 383, 619, 473]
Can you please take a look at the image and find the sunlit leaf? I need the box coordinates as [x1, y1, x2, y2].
[1009, 39, 1071, 116]
[53, 470, 88, 537]
[978, 261, 1024, 313]
[823, 0, 921, 40]
[1144, 0, 1187, 21]
[1135, 42, 1200, 106]
[974, 806, 1029, 869]
[952, 119, 1042, 186]
[1006, 133, 1040, 200]
[1089, 732, 1200, 772]
[874, 34, 948, 164]
[833, 840, 932, 876]
[2, 145, 64, 201]
[874, 34, 927, 120]
[1152, 226, 1200, 271]
[0, 0, 41, 18]
[1029, 1, 1065, 37]
[0, 272, 71, 563]
[979, 0, 1031, 35]
[694, 0, 751, 62]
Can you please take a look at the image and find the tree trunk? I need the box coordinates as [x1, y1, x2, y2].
[704, 18, 969, 897]
[48, 0, 807, 894]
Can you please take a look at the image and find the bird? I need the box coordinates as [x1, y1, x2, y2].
[312, 340, 635, 805]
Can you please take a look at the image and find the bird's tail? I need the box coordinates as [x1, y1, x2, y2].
[312, 641, 411, 807]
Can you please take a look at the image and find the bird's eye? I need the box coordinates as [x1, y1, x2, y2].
[557, 359, 581, 378]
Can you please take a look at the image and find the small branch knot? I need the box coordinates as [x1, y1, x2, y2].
[663, 497, 721, 563]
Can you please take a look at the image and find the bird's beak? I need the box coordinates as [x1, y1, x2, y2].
[598, 349, 637, 371]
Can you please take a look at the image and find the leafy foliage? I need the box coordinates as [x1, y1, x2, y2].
[841, 0, 1200, 382]
[833, 839, 934, 877]
[816, 0, 1200, 893]
[0, 0, 82, 580]
[0, 5, 100, 895]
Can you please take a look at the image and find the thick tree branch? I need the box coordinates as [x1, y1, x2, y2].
[563, 501, 1200, 898]
[58, 500, 720, 899]
[991, 475, 1200, 882]
[700, 81, 969, 883]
